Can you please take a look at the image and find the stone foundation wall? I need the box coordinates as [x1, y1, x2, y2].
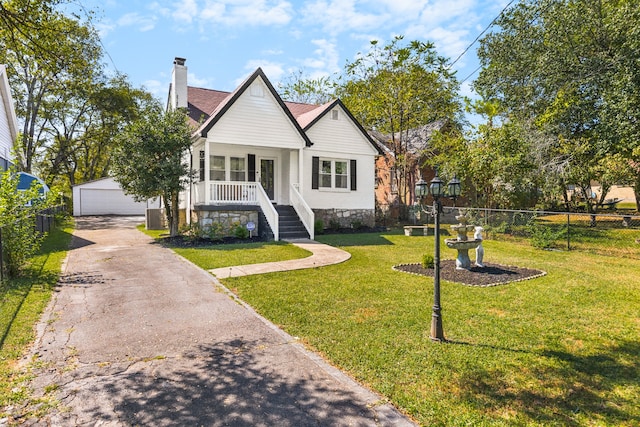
[313, 208, 375, 229]
[193, 208, 260, 237]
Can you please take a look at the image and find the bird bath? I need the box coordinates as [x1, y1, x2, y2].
[445, 212, 482, 270]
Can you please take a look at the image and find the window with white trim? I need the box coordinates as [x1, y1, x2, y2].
[210, 155, 225, 181]
[230, 156, 246, 181]
[319, 158, 349, 189]
[335, 160, 348, 188]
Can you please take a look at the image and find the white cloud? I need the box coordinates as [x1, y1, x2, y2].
[301, 0, 385, 35]
[261, 48, 284, 56]
[94, 21, 116, 38]
[188, 72, 212, 88]
[142, 79, 165, 98]
[171, 0, 199, 23]
[117, 12, 157, 32]
[168, 0, 294, 27]
[368, 0, 430, 16]
[237, 60, 285, 86]
[300, 39, 340, 75]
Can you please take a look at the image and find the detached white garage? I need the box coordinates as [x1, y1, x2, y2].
[73, 177, 150, 216]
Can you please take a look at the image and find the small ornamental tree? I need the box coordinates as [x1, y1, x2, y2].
[0, 170, 49, 278]
[111, 105, 194, 237]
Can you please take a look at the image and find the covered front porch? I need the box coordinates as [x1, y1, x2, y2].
[191, 181, 314, 240]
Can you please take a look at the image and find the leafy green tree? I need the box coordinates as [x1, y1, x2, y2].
[40, 75, 155, 190]
[475, 0, 640, 210]
[278, 70, 337, 104]
[111, 106, 194, 237]
[0, 170, 53, 278]
[338, 36, 464, 213]
[0, 0, 104, 173]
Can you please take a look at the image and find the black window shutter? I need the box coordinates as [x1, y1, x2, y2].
[248, 154, 256, 182]
[199, 151, 205, 181]
[350, 159, 357, 191]
[312, 156, 319, 189]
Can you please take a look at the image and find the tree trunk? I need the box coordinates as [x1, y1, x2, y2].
[163, 194, 180, 237]
[634, 174, 640, 212]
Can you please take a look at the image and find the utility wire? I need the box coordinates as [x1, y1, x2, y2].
[70, 0, 121, 76]
[447, 0, 517, 69]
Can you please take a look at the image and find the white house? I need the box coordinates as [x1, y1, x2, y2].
[0, 64, 18, 171]
[168, 58, 381, 240]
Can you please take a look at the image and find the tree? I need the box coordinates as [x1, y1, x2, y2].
[337, 36, 464, 215]
[0, 0, 103, 173]
[39, 75, 155, 190]
[0, 169, 54, 277]
[111, 106, 194, 237]
[475, 0, 640, 210]
[278, 70, 337, 104]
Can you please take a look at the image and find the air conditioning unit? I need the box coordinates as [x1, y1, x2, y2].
[146, 208, 166, 230]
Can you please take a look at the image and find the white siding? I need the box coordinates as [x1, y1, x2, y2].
[301, 105, 377, 210]
[0, 95, 11, 164]
[302, 151, 376, 210]
[304, 106, 378, 156]
[0, 65, 17, 168]
[207, 78, 306, 150]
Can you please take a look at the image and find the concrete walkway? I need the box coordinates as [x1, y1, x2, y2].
[210, 239, 351, 278]
[26, 216, 415, 426]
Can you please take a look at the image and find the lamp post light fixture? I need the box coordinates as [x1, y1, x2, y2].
[415, 170, 462, 342]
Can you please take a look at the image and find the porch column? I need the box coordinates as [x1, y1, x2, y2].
[204, 141, 210, 205]
[298, 148, 304, 191]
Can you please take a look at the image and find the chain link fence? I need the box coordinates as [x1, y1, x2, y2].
[460, 207, 640, 259]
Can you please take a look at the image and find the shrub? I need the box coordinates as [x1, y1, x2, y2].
[203, 222, 224, 241]
[527, 217, 565, 249]
[314, 219, 325, 235]
[329, 218, 341, 231]
[232, 222, 250, 239]
[422, 253, 435, 269]
[179, 222, 202, 242]
[350, 219, 364, 230]
[0, 170, 52, 278]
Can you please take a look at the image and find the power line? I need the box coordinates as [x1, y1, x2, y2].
[70, 0, 121, 76]
[447, 0, 517, 69]
[459, 65, 482, 85]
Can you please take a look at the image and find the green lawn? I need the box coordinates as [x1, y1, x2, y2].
[1, 217, 74, 418]
[177, 229, 639, 426]
[137, 225, 312, 269]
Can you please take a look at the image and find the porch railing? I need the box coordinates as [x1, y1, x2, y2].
[291, 183, 314, 240]
[202, 181, 278, 240]
[209, 181, 258, 205]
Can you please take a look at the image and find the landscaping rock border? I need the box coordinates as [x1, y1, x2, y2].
[393, 260, 546, 287]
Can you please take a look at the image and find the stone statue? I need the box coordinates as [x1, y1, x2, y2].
[474, 226, 484, 268]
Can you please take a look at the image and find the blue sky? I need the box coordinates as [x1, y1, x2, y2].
[78, 0, 510, 106]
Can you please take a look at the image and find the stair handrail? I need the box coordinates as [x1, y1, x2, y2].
[290, 183, 314, 240]
[256, 184, 279, 241]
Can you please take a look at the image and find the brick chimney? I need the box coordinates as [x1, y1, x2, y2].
[171, 57, 187, 110]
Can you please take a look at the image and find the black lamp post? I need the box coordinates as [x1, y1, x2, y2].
[415, 171, 461, 342]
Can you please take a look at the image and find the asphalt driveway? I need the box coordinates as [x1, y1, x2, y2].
[27, 216, 414, 426]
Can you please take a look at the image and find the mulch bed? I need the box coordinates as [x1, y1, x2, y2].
[393, 260, 546, 287]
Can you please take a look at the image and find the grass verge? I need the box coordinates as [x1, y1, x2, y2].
[137, 225, 312, 269]
[181, 230, 639, 426]
[0, 216, 74, 420]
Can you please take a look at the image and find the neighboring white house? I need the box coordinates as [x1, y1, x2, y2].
[168, 58, 381, 240]
[72, 177, 152, 216]
[0, 64, 18, 171]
